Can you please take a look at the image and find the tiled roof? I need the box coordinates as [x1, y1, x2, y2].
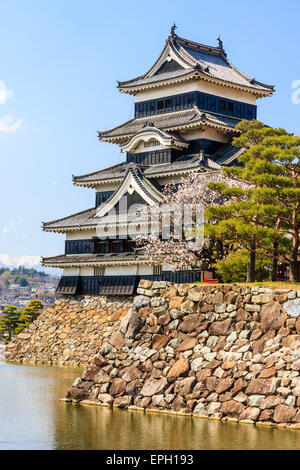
[117, 32, 274, 94]
[119, 68, 195, 88]
[214, 143, 246, 166]
[42, 253, 147, 267]
[144, 155, 203, 176]
[99, 107, 240, 141]
[73, 154, 209, 187]
[73, 162, 127, 184]
[43, 207, 97, 230]
[44, 165, 164, 230]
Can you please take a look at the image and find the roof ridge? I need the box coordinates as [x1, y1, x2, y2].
[174, 34, 223, 56]
[128, 164, 162, 202]
[118, 38, 170, 87]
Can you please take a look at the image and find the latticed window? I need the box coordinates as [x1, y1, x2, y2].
[111, 241, 124, 253]
[134, 91, 256, 120]
[153, 265, 162, 275]
[144, 140, 160, 148]
[65, 240, 94, 254]
[94, 267, 105, 276]
[95, 191, 114, 207]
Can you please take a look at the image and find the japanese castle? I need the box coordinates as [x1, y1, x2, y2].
[42, 26, 274, 296]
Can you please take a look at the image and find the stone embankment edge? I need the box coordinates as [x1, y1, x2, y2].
[67, 398, 300, 430]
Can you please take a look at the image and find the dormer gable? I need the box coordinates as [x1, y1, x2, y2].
[95, 163, 163, 218]
[120, 123, 189, 153]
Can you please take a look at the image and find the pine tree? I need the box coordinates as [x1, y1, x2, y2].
[15, 299, 43, 335]
[225, 120, 300, 281]
[205, 195, 281, 282]
[0, 305, 20, 343]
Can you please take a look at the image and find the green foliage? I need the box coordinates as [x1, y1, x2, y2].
[0, 265, 57, 292]
[0, 299, 44, 341]
[14, 276, 29, 286]
[213, 249, 270, 283]
[0, 305, 21, 343]
[206, 119, 300, 282]
[15, 299, 44, 335]
[11, 265, 47, 278]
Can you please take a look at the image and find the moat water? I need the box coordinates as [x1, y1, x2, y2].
[0, 361, 299, 450]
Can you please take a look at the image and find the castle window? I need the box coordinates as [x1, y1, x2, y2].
[175, 96, 182, 109]
[227, 102, 234, 113]
[153, 265, 162, 275]
[144, 140, 160, 148]
[124, 240, 135, 253]
[111, 240, 124, 253]
[65, 240, 94, 254]
[135, 91, 256, 121]
[95, 240, 109, 254]
[96, 191, 114, 207]
[219, 100, 226, 113]
[94, 267, 105, 276]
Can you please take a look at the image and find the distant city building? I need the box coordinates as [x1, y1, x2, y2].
[42, 27, 274, 296]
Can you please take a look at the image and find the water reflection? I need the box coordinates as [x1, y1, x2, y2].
[54, 405, 300, 450]
[0, 362, 300, 450]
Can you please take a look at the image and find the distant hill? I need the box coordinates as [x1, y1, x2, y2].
[0, 261, 60, 276]
[0, 265, 59, 291]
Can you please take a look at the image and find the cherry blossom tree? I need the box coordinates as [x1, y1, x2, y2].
[135, 170, 250, 272]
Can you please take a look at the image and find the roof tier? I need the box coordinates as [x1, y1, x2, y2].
[73, 154, 218, 188]
[117, 29, 274, 96]
[42, 253, 150, 268]
[45, 145, 244, 233]
[98, 107, 240, 143]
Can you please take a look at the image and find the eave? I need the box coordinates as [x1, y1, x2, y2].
[74, 177, 123, 188]
[99, 107, 241, 145]
[118, 71, 274, 98]
[42, 254, 152, 269]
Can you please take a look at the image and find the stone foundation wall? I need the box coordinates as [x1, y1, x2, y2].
[5, 296, 131, 366]
[65, 281, 300, 428]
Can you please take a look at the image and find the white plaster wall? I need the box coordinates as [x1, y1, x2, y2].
[181, 127, 229, 143]
[94, 182, 120, 192]
[153, 175, 190, 185]
[137, 264, 153, 275]
[105, 265, 138, 275]
[135, 80, 257, 105]
[80, 267, 95, 276]
[66, 230, 96, 240]
[63, 267, 80, 276]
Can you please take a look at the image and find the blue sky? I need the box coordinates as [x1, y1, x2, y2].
[0, 0, 299, 270]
